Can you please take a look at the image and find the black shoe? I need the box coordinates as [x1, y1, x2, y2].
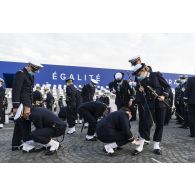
[113, 147, 123, 151]
[45, 150, 57, 155]
[12, 146, 22, 151]
[85, 137, 97, 141]
[188, 135, 195, 138]
[132, 149, 141, 156]
[45, 144, 61, 155]
[153, 149, 162, 155]
[22, 148, 37, 153]
[103, 147, 114, 156]
[33, 147, 47, 152]
[178, 125, 185, 128]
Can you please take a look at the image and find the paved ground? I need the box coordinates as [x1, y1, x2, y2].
[0, 120, 194, 163]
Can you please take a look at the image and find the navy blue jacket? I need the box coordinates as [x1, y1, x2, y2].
[12, 68, 34, 108]
[184, 76, 195, 105]
[78, 102, 107, 119]
[96, 110, 133, 139]
[30, 107, 66, 130]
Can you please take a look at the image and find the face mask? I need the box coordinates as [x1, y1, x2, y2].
[137, 71, 148, 80]
[137, 75, 146, 81]
[180, 79, 186, 84]
[29, 71, 35, 76]
[0, 83, 2, 87]
[116, 78, 122, 83]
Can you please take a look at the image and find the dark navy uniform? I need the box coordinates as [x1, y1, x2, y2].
[78, 102, 107, 136]
[76, 89, 83, 122]
[58, 96, 64, 109]
[108, 80, 134, 110]
[66, 84, 77, 128]
[184, 76, 195, 137]
[12, 68, 34, 148]
[45, 92, 54, 111]
[29, 107, 66, 144]
[33, 90, 43, 107]
[97, 110, 134, 146]
[0, 85, 5, 126]
[136, 72, 170, 142]
[174, 83, 183, 124]
[164, 90, 173, 125]
[81, 84, 95, 103]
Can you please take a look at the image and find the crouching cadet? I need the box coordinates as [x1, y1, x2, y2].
[96, 108, 135, 155]
[78, 101, 109, 141]
[22, 107, 66, 155]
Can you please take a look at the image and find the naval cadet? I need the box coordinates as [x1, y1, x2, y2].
[132, 63, 171, 155]
[11, 62, 43, 151]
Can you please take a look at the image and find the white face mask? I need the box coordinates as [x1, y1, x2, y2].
[180, 79, 187, 84]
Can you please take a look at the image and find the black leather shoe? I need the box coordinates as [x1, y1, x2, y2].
[103, 147, 114, 156]
[114, 147, 123, 151]
[85, 137, 97, 141]
[178, 125, 185, 128]
[33, 147, 47, 152]
[45, 150, 57, 155]
[45, 144, 61, 155]
[132, 149, 141, 156]
[22, 148, 37, 153]
[12, 146, 22, 151]
[153, 149, 162, 155]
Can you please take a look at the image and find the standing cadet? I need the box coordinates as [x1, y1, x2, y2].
[58, 96, 64, 109]
[78, 101, 109, 141]
[174, 79, 182, 124]
[44, 87, 55, 111]
[22, 107, 66, 155]
[66, 78, 78, 134]
[132, 63, 171, 155]
[75, 85, 83, 124]
[108, 72, 134, 110]
[164, 90, 174, 126]
[0, 78, 5, 129]
[178, 75, 189, 129]
[33, 86, 43, 107]
[184, 76, 195, 137]
[12, 62, 43, 151]
[96, 108, 135, 155]
[81, 79, 98, 103]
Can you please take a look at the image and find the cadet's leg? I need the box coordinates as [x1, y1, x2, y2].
[188, 105, 195, 137]
[153, 107, 166, 155]
[67, 106, 76, 134]
[12, 119, 23, 149]
[30, 128, 55, 144]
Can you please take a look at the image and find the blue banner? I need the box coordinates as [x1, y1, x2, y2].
[0, 61, 193, 89]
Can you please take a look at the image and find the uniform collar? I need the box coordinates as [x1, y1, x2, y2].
[147, 72, 150, 78]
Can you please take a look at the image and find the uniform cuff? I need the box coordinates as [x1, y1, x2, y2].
[12, 102, 20, 109]
[162, 92, 169, 98]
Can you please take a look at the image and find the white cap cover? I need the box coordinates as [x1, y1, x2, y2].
[115, 72, 123, 80]
[133, 64, 142, 72]
[91, 79, 99, 85]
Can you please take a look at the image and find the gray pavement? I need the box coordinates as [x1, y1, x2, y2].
[0, 120, 194, 163]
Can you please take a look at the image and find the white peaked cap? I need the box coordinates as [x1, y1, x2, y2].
[115, 72, 123, 80]
[27, 59, 43, 68]
[0, 78, 4, 82]
[91, 79, 99, 85]
[133, 64, 142, 72]
[129, 55, 140, 60]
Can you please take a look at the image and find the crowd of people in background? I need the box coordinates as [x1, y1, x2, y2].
[0, 56, 195, 156]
